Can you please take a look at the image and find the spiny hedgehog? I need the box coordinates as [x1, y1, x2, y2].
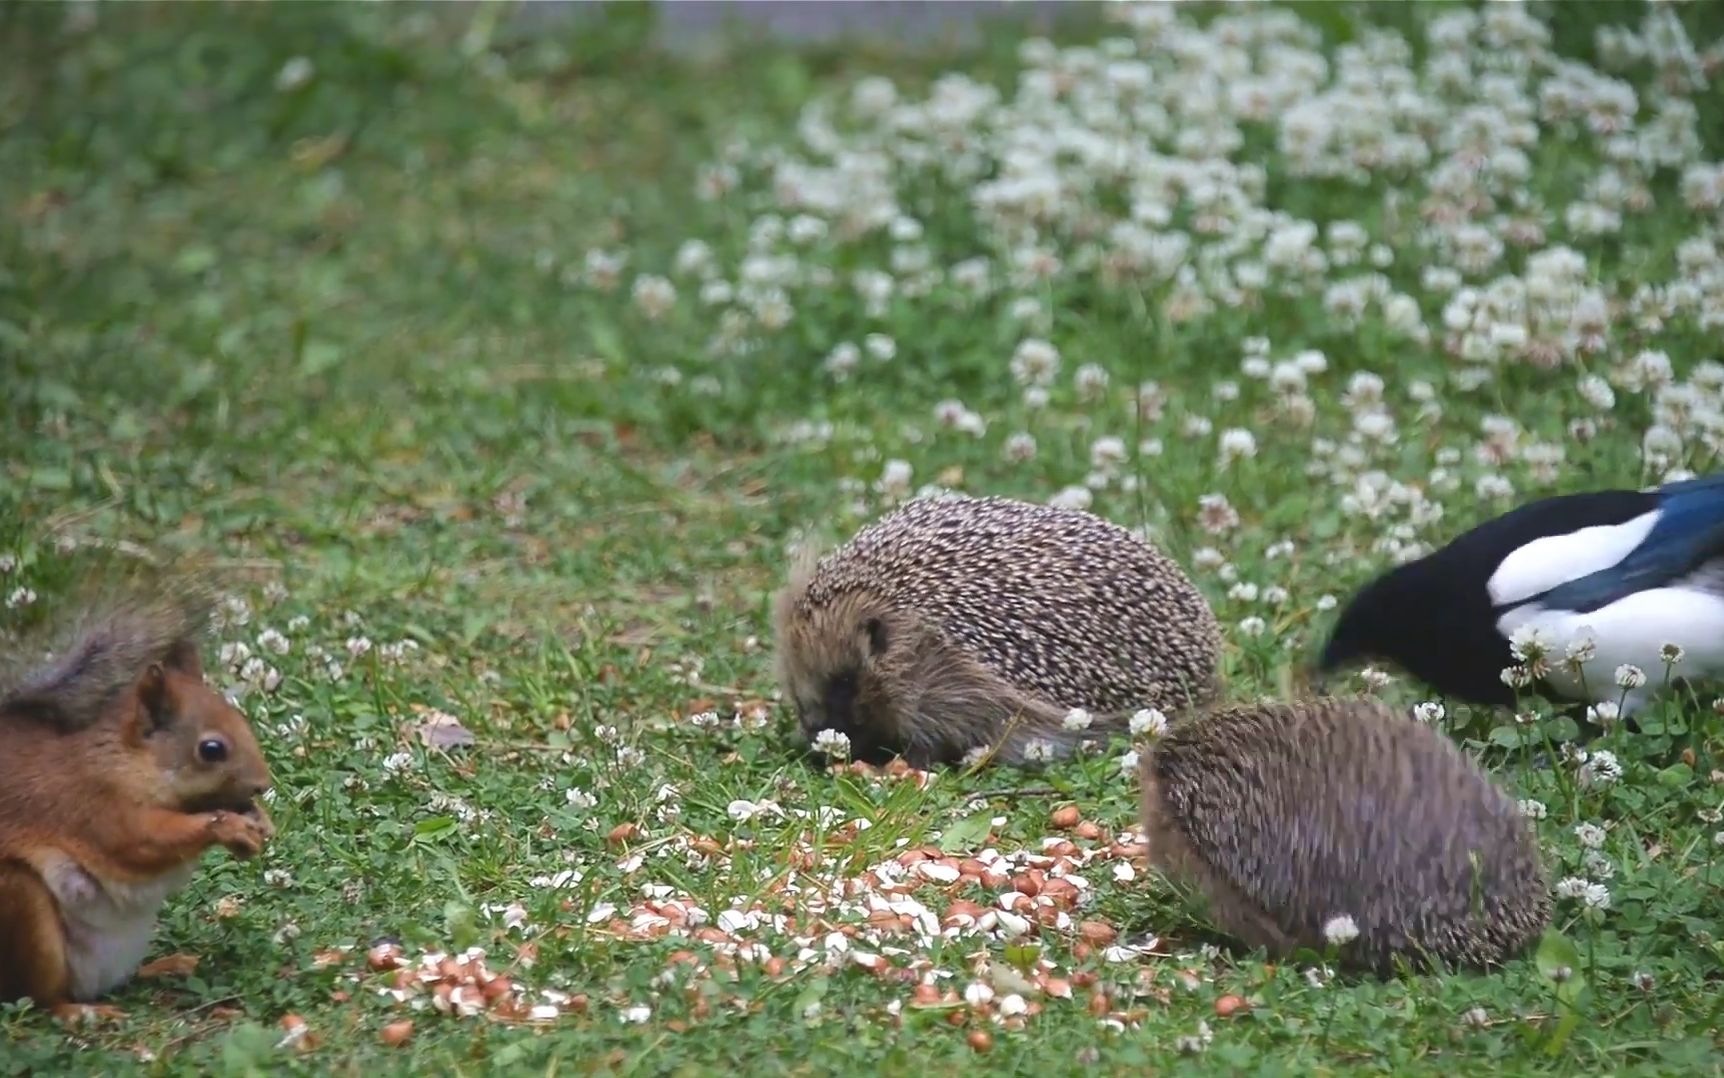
[773, 493, 1222, 769]
[1139, 696, 1551, 975]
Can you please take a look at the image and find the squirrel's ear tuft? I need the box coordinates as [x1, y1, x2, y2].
[163, 638, 204, 680]
[135, 662, 174, 732]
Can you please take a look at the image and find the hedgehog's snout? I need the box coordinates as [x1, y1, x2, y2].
[820, 668, 861, 730]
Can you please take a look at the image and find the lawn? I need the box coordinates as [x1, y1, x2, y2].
[3, 0, 1724, 1073]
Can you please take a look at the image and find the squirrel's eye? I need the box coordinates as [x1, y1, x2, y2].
[197, 738, 229, 763]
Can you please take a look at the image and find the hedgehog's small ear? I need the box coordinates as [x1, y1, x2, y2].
[863, 617, 889, 657]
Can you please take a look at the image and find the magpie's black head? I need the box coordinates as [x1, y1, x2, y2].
[1317, 568, 1405, 678]
[1316, 554, 1517, 709]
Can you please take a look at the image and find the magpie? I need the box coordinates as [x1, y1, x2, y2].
[1318, 472, 1724, 717]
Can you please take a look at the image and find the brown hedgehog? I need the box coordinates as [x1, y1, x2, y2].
[773, 493, 1221, 769]
[1139, 697, 1551, 975]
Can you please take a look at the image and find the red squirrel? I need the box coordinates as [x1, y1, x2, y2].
[0, 586, 274, 1023]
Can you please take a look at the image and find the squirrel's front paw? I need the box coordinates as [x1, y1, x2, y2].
[244, 801, 276, 842]
[208, 810, 270, 860]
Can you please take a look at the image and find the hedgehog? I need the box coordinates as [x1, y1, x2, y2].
[1138, 696, 1551, 976]
[772, 492, 1222, 769]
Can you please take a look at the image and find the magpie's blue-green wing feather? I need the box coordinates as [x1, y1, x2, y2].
[1541, 473, 1724, 613]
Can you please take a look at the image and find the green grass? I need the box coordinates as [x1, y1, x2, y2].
[4, 0, 1724, 1073]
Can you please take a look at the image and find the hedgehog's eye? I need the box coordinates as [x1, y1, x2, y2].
[862, 618, 889, 657]
[197, 737, 229, 764]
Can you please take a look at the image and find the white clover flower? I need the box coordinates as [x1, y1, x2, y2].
[5, 587, 36, 609]
[1579, 749, 1623, 788]
[1061, 708, 1094, 732]
[1586, 701, 1620, 727]
[1117, 749, 1140, 775]
[962, 982, 994, 1007]
[1476, 475, 1515, 501]
[1021, 739, 1056, 763]
[1519, 799, 1548, 820]
[1564, 628, 1598, 665]
[1074, 363, 1111, 402]
[1090, 436, 1128, 471]
[631, 275, 677, 320]
[621, 1004, 652, 1024]
[673, 239, 712, 276]
[1509, 625, 1553, 662]
[1554, 877, 1589, 899]
[1219, 428, 1258, 464]
[1003, 432, 1037, 463]
[275, 56, 315, 93]
[1010, 338, 1061, 387]
[877, 459, 914, 499]
[812, 728, 852, 760]
[1613, 664, 1646, 689]
[1175, 1019, 1214, 1054]
[1660, 643, 1685, 665]
[1049, 486, 1093, 512]
[1577, 374, 1616, 411]
[1582, 883, 1612, 910]
[566, 788, 598, 809]
[1129, 709, 1168, 738]
[1322, 915, 1360, 946]
[1237, 616, 1267, 638]
[1197, 493, 1240, 535]
[1574, 822, 1606, 848]
[1413, 701, 1445, 724]
[823, 342, 861, 380]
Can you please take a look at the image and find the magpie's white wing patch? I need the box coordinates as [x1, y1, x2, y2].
[1486, 509, 1661, 608]
[1495, 584, 1724, 713]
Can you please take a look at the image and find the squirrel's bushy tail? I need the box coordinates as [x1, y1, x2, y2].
[0, 562, 219, 731]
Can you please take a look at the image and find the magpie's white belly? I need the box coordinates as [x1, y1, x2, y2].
[1495, 585, 1724, 712]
